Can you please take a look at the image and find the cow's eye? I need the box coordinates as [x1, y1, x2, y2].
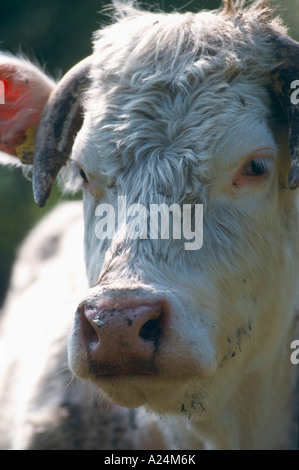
[242, 159, 268, 176]
[233, 154, 274, 188]
[79, 169, 88, 183]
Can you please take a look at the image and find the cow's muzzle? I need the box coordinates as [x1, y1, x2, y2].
[77, 297, 170, 377]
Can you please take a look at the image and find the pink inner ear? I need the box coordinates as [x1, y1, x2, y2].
[0, 61, 53, 158]
[0, 78, 23, 119]
[0, 75, 31, 154]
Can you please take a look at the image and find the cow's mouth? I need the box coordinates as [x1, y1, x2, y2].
[88, 358, 159, 378]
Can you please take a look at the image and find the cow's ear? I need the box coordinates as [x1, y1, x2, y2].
[0, 54, 55, 165]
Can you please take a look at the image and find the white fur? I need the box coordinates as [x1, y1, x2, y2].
[0, 1, 299, 450]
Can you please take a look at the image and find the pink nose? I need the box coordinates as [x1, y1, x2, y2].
[79, 300, 167, 376]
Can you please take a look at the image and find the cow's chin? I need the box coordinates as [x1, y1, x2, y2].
[72, 364, 210, 415]
[91, 375, 167, 410]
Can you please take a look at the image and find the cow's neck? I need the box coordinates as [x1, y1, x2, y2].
[192, 344, 295, 449]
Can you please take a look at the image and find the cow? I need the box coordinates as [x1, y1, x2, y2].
[0, 0, 298, 450]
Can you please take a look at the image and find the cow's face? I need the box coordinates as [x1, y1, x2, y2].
[0, 2, 298, 431]
[67, 11, 299, 416]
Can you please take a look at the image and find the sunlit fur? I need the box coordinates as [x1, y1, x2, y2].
[0, 1, 299, 450]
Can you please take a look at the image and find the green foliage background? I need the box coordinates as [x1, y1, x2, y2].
[0, 0, 298, 304]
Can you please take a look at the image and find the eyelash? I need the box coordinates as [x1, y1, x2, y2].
[232, 155, 273, 189]
[79, 168, 88, 183]
[242, 159, 269, 177]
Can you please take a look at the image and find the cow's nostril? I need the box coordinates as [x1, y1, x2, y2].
[139, 317, 162, 342]
[80, 305, 99, 346]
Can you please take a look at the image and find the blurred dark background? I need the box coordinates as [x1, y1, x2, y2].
[0, 0, 298, 305]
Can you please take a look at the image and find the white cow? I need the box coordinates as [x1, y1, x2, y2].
[0, 0, 298, 449]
